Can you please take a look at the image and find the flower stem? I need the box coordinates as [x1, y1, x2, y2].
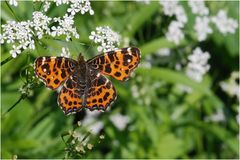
[2, 95, 25, 118]
[1, 56, 13, 66]
[5, 1, 20, 21]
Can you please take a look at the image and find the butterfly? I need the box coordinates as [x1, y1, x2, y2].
[34, 47, 141, 115]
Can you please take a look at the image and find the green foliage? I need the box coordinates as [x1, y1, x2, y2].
[1, 1, 239, 159]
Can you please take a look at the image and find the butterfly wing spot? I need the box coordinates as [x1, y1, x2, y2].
[34, 56, 76, 90]
[87, 47, 141, 81]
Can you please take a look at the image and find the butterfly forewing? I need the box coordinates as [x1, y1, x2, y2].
[87, 47, 141, 81]
[34, 56, 76, 90]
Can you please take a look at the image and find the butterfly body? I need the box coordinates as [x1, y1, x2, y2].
[34, 47, 141, 115]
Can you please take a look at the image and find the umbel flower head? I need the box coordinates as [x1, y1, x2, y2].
[89, 26, 121, 52]
[1, 0, 94, 58]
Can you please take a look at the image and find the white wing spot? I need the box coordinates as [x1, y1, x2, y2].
[127, 59, 131, 63]
[43, 68, 47, 72]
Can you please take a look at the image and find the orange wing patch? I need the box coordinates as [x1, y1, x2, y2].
[87, 47, 141, 81]
[85, 73, 117, 111]
[34, 57, 76, 90]
[58, 75, 84, 115]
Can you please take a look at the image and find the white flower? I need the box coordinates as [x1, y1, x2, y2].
[159, 1, 179, 16]
[1, 20, 34, 58]
[211, 10, 238, 34]
[186, 47, 210, 82]
[220, 71, 239, 99]
[188, 0, 209, 16]
[32, 11, 52, 39]
[166, 21, 184, 45]
[10, 45, 21, 58]
[9, 0, 18, 6]
[43, 1, 51, 12]
[54, 0, 94, 15]
[159, 1, 187, 26]
[51, 14, 79, 41]
[110, 113, 130, 131]
[53, 0, 69, 6]
[60, 47, 71, 58]
[89, 26, 121, 52]
[175, 6, 188, 25]
[194, 16, 213, 41]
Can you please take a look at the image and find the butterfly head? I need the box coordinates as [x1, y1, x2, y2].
[77, 53, 85, 63]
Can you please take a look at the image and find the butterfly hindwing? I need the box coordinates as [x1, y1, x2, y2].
[87, 47, 141, 81]
[85, 69, 117, 111]
[34, 56, 76, 90]
[58, 74, 85, 115]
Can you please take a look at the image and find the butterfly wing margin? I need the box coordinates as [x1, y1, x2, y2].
[34, 56, 77, 90]
[87, 47, 141, 81]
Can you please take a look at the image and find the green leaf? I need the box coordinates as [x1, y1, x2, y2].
[137, 67, 224, 108]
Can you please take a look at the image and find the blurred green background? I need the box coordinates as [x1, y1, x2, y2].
[1, 1, 239, 159]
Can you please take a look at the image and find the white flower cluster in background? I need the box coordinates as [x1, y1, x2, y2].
[186, 47, 210, 82]
[110, 113, 130, 131]
[188, 0, 209, 16]
[159, 1, 187, 44]
[211, 10, 238, 35]
[89, 26, 121, 52]
[194, 16, 212, 41]
[158, 0, 238, 44]
[165, 21, 184, 45]
[1, 0, 94, 58]
[220, 71, 239, 99]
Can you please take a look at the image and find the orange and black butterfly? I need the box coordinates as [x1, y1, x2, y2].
[34, 47, 141, 115]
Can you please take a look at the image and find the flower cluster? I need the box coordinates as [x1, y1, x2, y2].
[220, 71, 239, 99]
[51, 15, 79, 41]
[89, 26, 121, 52]
[212, 10, 238, 35]
[186, 47, 210, 82]
[1, 20, 35, 58]
[63, 121, 105, 158]
[188, 0, 209, 16]
[159, 1, 238, 44]
[1, 0, 94, 58]
[160, 1, 187, 44]
[194, 16, 212, 41]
